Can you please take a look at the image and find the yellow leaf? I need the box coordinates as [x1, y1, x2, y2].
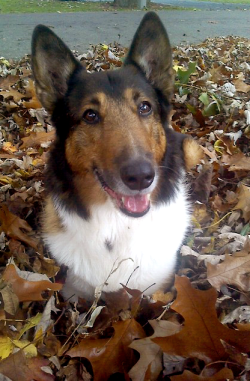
[191, 215, 201, 229]
[214, 140, 224, 154]
[34, 327, 44, 345]
[13, 340, 37, 358]
[2, 142, 17, 153]
[0, 176, 13, 185]
[18, 313, 42, 339]
[173, 64, 184, 72]
[0, 336, 14, 359]
[0, 59, 10, 67]
[32, 158, 45, 167]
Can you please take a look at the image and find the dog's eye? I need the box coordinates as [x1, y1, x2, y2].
[138, 101, 152, 116]
[83, 109, 99, 124]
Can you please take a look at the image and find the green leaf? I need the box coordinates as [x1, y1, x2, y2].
[240, 223, 250, 236]
[203, 101, 219, 117]
[177, 62, 197, 85]
[199, 92, 222, 116]
[199, 92, 210, 106]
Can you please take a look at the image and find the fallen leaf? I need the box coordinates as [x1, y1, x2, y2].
[3, 264, 62, 302]
[0, 205, 39, 250]
[23, 79, 43, 109]
[152, 276, 250, 363]
[20, 130, 55, 149]
[0, 337, 13, 360]
[0, 75, 20, 90]
[222, 153, 250, 171]
[67, 319, 145, 380]
[0, 283, 19, 315]
[181, 245, 225, 265]
[233, 184, 250, 221]
[0, 350, 54, 381]
[0, 89, 25, 102]
[163, 353, 186, 377]
[12, 339, 37, 358]
[2, 142, 18, 154]
[0, 336, 37, 360]
[221, 340, 249, 368]
[207, 253, 250, 291]
[129, 320, 181, 381]
[233, 78, 250, 93]
[35, 296, 60, 334]
[19, 313, 42, 339]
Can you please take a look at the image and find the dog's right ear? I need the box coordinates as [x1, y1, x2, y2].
[31, 25, 82, 113]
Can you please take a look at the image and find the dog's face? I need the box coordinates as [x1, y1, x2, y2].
[32, 13, 202, 218]
[64, 67, 168, 217]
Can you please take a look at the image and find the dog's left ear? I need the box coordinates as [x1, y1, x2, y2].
[124, 12, 174, 100]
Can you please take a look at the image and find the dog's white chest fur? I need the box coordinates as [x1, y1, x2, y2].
[44, 185, 190, 301]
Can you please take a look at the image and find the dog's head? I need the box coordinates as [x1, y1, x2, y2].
[32, 12, 202, 218]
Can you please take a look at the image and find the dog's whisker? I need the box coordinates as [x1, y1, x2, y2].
[158, 165, 182, 177]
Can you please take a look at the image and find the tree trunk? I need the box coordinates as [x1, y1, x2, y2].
[113, 0, 149, 8]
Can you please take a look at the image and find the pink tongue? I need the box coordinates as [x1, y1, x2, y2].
[123, 194, 149, 214]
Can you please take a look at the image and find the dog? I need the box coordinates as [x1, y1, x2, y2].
[31, 12, 202, 301]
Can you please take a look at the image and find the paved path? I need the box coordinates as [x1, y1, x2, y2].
[0, 7, 249, 59]
[153, 0, 250, 10]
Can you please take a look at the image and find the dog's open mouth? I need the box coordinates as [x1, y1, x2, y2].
[94, 169, 150, 217]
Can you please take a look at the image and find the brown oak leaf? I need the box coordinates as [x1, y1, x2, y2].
[3, 264, 62, 302]
[0, 350, 54, 381]
[0, 88, 25, 102]
[207, 253, 250, 291]
[20, 130, 55, 149]
[0, 205, 39, 250]
[222, 153, 250, 171]
[233, 78, 250, 93]
[66, 319, 145, 380]
[152, 276, 250, 363]
[233, 184, 250, 222]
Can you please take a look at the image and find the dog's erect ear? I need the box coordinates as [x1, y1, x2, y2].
[31, 25, 82, 113]
[124, 12, 174, 100]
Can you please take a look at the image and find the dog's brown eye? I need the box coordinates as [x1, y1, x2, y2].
[139, 101, 152, 116]
[83, 109, 99, 124]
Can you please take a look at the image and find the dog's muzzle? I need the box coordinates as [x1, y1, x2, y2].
[94, 160, 155, 217]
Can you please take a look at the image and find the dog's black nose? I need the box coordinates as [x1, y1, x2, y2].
[120, 160, 155, 191]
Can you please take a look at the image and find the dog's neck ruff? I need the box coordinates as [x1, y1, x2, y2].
[44, 181, 190, 301]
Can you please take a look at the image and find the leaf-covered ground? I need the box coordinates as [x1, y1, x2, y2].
[0, 36, 250, 381]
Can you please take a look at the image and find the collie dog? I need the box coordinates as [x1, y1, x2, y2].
[32, 12, 202, 301]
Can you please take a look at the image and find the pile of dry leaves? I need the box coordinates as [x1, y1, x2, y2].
[0, 35, 249, 381]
